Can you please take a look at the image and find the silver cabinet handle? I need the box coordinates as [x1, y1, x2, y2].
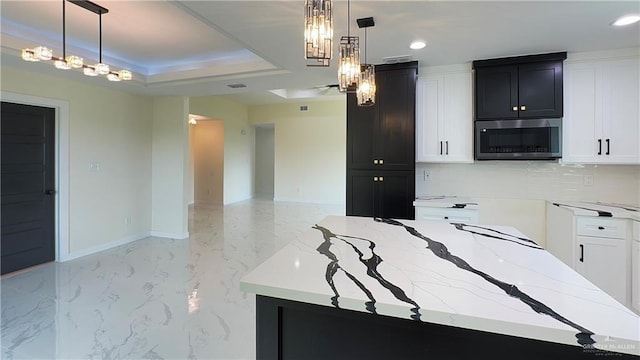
[520, 105, 526, 111]
[512, 106, 518, 111]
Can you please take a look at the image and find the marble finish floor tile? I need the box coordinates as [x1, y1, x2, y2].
[1, 199, 344, 360]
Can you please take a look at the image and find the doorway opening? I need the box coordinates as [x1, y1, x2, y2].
[254, 124, 275, 200]
[189, 115, 224, 205]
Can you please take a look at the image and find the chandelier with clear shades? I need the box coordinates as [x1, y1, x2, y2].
[21, 0, 132, 82]
[337, 0, 360, 92]
[304, 0, 333, 67]
[356, 17, 375, 106]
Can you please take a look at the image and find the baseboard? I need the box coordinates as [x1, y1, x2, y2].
[150, 231, 189, 239]
[59, 232, 150, 262]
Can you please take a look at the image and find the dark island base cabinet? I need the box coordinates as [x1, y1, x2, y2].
[346, 170, 415, 220]
[256, 295, 634, 360]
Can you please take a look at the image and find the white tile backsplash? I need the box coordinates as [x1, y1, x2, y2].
[416, 162, 640, 206]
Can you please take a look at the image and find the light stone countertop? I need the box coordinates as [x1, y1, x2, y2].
[241, 215, 640, 356]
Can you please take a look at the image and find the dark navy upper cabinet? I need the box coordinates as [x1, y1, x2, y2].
[473, 52, 567, 120]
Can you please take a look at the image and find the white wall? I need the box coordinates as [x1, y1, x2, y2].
[189, 97, 253, 204]
[416, 162, 640, 245]
[1, 65, 153, 256]
[255, 125, 275, 198]
[249, 100, 346, 204]
[151, 96, 189, 239]
[192, 120, 224, 204]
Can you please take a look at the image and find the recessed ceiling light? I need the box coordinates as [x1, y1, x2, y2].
[612, 14, 640, 26]
[410, 41, 426, 50]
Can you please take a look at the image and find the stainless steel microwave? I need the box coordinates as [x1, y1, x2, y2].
[475, 119, 562, 160]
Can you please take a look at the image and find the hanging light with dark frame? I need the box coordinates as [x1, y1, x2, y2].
[304, 0, 333, 67]
[337, 0, 359, 92]
[356, 17, 375, 106]
[21, 0, 132, 81]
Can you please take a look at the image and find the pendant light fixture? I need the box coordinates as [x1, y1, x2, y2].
[356, 17, 375, 107]
[304, 0, 333, 67]
[337, 0, 360, 92]
[22, 0, 131, 81]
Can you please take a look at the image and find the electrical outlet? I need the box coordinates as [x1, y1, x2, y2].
[583, 175, 594, 186]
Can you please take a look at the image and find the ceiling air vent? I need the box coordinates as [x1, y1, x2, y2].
[382, 55, 413, 64]
[227, 83, 247, 89]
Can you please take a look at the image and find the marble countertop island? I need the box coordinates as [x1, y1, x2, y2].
[241, 216, 639, 357]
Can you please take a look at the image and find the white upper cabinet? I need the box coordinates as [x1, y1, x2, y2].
[416, 65, 473, 163]
[562, 51, 640, 164]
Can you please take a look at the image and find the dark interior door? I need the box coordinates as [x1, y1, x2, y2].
[1, 101, 55, 275]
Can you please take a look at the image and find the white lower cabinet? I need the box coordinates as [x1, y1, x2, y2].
[415, 206, 479, 224]
[575, 235, 627, 305]
[546, 203, 632, 308]
[633, 221, 640, 313]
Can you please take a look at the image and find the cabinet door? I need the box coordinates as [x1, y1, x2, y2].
[632, 240, 640, 312]
[346, 170, 415, 220]
[517, 61, 564, 118]
[576, 236, 627, 305]
[416, 71, 473, 163]
[562, 62, 600, 163]
[562, 57, 639, 164]
[442, 72, 473, 162]
[347, 92, 377, 169]
[475, 65, 518, 120]
[416, 75, 444, 162]
[601, 58, 639, 164]
[377, 170, 415, 220]
[346, 170, 376, 217]
[377, 68, 416, 170]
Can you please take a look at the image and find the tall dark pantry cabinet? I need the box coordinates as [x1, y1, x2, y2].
[346, 61, 417, 220]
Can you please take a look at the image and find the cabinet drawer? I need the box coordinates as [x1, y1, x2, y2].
[415, 207, 479, 224]
[576, 217, 627, 239]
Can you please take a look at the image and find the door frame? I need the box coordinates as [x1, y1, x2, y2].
[1, 91, 70, 262]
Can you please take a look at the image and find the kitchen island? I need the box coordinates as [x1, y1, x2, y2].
[240, 216, 639, 359]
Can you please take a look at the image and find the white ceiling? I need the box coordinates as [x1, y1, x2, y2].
[1, 1, 639, 105]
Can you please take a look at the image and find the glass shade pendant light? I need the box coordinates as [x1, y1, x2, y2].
[356, 17, 375, 107]
[67, 55, 84, 68]
[21, 0, 131, 82]
[21, 49, 39, 62]
[338, 0, 359, 92]
[304, 0, 333, 67]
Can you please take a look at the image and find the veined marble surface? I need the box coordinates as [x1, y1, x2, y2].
[1, 200, 344, 360]
[241, 215, 640, 356]
[551, 201, 640, 221]
[413, 195, 479, 210]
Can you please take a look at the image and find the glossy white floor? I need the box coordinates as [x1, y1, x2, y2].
[1, 200, 344, 359]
